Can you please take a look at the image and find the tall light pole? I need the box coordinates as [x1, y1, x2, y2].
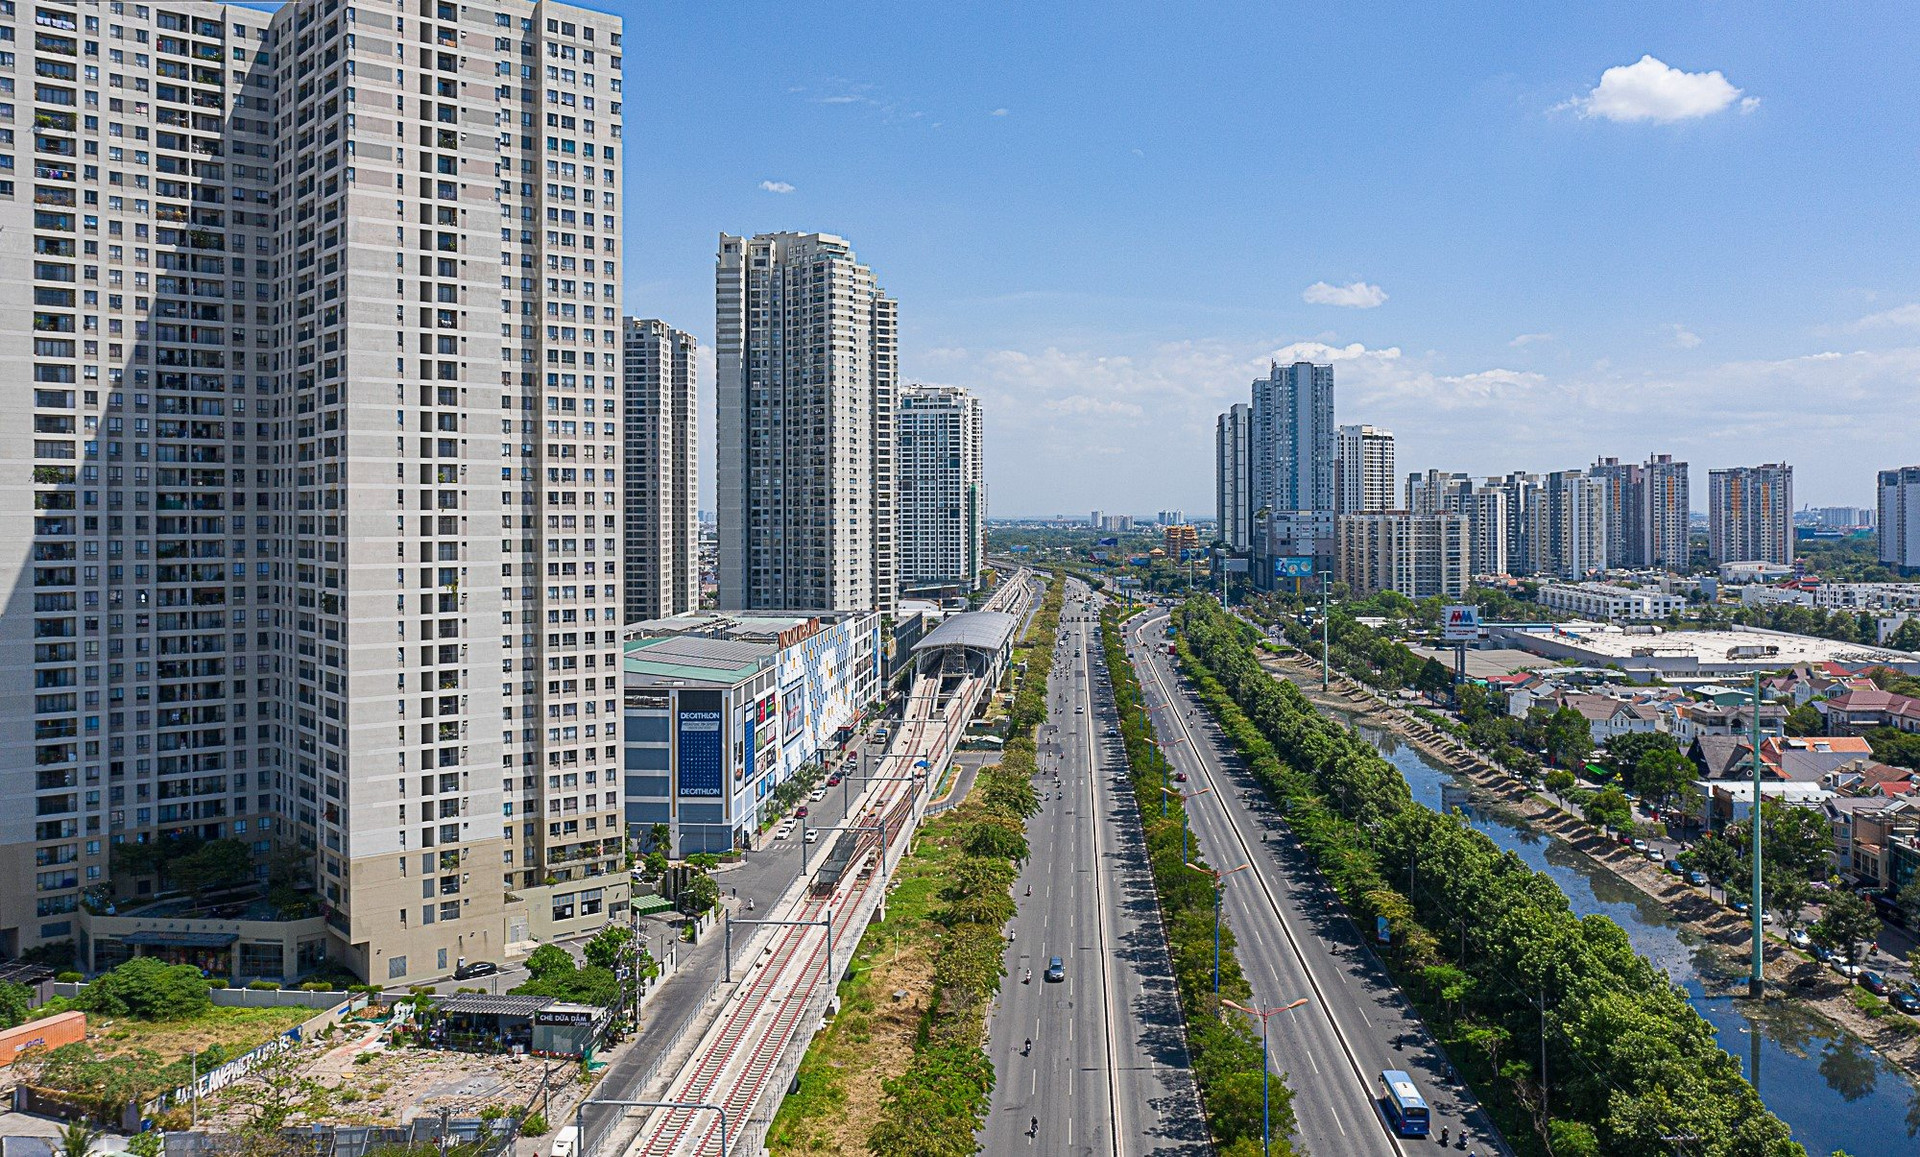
[1161, 785, 1212, 863]
[1188, 861, 1251, 992]
[1749, 668, 1765, 999]
[1320, 573, 1329, 691]
[1224, 997, 1309, 1156]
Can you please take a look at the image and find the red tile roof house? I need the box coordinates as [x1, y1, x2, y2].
[1818, 688, 1920, 735]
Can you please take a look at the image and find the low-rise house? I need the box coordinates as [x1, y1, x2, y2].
[1819, 687, 1920, 735]
[1671, 700, 1788, 744]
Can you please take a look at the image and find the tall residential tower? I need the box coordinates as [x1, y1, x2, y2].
[622, 319, 699, 622]
[1, 0, 627, 979]
[715, 232, 897, 614]
[897, 384, 985, 594]
[1708, 463, 1794, 566]
[1215, 403, 1252, 551]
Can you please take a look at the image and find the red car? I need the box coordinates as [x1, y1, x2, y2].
[1174, 772, 1188, 783]
[827, 775, 842, 786]
[795, 806, 809, 818]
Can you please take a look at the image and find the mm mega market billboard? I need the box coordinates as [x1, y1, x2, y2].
[1441, 605, 1483, 642]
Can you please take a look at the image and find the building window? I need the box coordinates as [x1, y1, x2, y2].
[388, 956, 407, 979]
[551, 893, 575, 921]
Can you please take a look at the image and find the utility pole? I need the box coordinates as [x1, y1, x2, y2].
[1320, 574, 1329, 691]
[1749, 668, 1765, 999]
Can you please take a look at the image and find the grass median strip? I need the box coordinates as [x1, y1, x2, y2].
[768, 572, 1061, 1156]
[1099, 604, 1301, 1157]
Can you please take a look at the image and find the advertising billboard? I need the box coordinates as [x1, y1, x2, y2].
[1274, 556, 1315, 578]
[1224, 557, 1250, 574]
[676, 701, 724, 797]
[1441, 605, 1483, 642]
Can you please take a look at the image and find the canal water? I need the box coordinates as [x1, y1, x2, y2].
[1330, 705, 1920, 1157]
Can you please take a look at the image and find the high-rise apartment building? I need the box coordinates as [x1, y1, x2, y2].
[1335, 424, 1395, 515]
[2, 0, 628, 978]
[1532, 471, 1608, 579]
[1334, 511, 1468, 599]
[1708, 463, 1794, 566]
[1877, 467, 1920, 571]
[1406, 469, 1472, 517]
[623, 319, 698, 622]
[1644, 454, 1691, 570]
[897, 384, 985, 593]
[1215, 404, 1252, 551]
[1590, 457, 1646, 569]
[715, 232, 896, 614]
[1495, 472, 1540, 576]
[1464, 484, 1508, 578]
[1250, 360, 1335, 517]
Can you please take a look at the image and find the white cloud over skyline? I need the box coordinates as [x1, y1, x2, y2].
[759, 180, 796, 194]
[1572, 55, 1753, 123]
[1302, 281, 1389, 308]
[911, 334, 1914, 515]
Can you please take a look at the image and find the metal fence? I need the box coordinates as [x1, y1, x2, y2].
[162, 1118, 518, 1157]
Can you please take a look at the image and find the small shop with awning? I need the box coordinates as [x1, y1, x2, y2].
[422, 994, 610, 1057]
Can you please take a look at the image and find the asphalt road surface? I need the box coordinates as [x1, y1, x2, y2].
[1125, 607, 1511, 1157]
[982, 580, 1206, 1155]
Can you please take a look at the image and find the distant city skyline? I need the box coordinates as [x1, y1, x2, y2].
[625, 4, 1911, 515]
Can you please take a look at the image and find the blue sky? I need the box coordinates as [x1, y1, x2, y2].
[620, 2, 1920, 517]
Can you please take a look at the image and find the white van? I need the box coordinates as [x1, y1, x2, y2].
[548, 1126, 580, 1157]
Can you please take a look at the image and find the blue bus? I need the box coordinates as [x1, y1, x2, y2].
[1379, 1069, 1429, 1137]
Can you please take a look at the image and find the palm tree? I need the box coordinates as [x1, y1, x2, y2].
[57, 1120, 98, 1157]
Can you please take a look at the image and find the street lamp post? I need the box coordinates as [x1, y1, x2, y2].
[1188, 861, 1251, 992]
[1161, 785, 1213, 863]
[1223, 997, 1309, 1156]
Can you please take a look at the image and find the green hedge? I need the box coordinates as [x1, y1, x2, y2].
[867, 573, 1059, 1156]
[1178, 597, 1804, 1157]
[1098, 606, 1298, 1156]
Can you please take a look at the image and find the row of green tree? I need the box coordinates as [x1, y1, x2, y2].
[1097, 606, 1299, 1156]
[866, 572, 1057, 1156]
[1177, 596, 1805, 1157]
[511, 924, 655, 1008]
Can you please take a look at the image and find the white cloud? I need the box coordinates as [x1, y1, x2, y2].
[758, 180, 795, 194]
[1044, 395, 1144, 418]
[1851, 303, 1920, 330]
[1571, 55, 1749, 123]
[990, 107, 1009, 117]
[1301, 280, 1389, 309]
[1668, 323, 1702, 348]
[1509, 332, 1554, 347]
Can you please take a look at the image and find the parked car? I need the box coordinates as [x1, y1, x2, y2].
[1787, 928, 1812, 949]
[1813, 944, 1835, 963]
[1731, 899, 1751, 915]
[1645, 848, 1665, 864]
[1833, 960, 1865, 979]
[1688, 871, 1709, 887]
[454, 960, 499, 980]
[1863, 971, 1893, 995]
[1631, 839, 1649, 853]
[1891, 991, 1920, 1015]
[1665, 859, 1686, 877]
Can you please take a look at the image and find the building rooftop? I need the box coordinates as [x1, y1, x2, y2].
[623, 634, 776, 685]
[1503, 624, 1912, 667]
[913, 611, 1018, 655]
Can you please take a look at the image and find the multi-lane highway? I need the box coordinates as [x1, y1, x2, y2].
[1124, 606, 1510, 1156]
[982, 580, 1206, 1155]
